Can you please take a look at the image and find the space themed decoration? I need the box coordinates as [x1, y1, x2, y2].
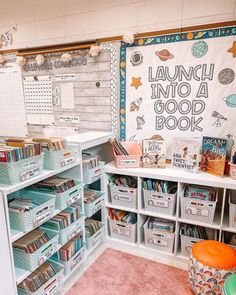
[122, 32, 135, 45]
[120, 25, 236, 158]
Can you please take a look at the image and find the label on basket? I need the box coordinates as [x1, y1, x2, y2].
[67, 189, 81, 206]
[68, 225, 82, 241]
[93, 201, 102, 214]
[19, 167, 40, 182]
[38, 244, 55, 266]
[44, 278, 59, 295]
[119, 159, 137, 165]
[61, 155, 75, 167]
[93, 234, 102, 247]
[114, 194, 132, 202]
[33, 209, 52, 227]
[149, 237, 168, 247]
[71, 248, 85, 270]
[186, 202, 209, 217]
[113, 226, 130, 237]
[92, 168, 101, 182]
[148, 195, 168, 208]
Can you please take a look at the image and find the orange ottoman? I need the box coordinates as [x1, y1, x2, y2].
[189, 240, 236, 295]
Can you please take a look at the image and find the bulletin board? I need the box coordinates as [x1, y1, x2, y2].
[120, 25, 236, 156]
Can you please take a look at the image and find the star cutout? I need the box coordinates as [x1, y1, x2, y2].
[131, 77, 142, 89]
[228, 41, 236, 58]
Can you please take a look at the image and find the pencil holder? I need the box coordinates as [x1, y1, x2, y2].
[180, 234, 203, 257]
[84, 190, 105, 218]
[53, 244, 86, 276]
[86, 222, 105, 251]
[109, 217, 137, 243]
[229, 162, 236, 180]
[83, 161, 105, 184]
[113, 142, 141, 168]
[17, 260, 64, 295]
[0, 154, 44, 185]
[143, 189, 176, 216]
[9, 190, 55, 233]
[58, 216, 84, 245]
[13, 228, 59, 271]
[143, 218, 175, 253]
[43, 144, 79, 170]
[110, 183, 137, 209]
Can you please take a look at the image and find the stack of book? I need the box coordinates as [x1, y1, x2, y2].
[53, 234, 83, 261]
[32, 137, 66, 151]
[84, 189, 99, 204]
[108, 209, 137, 224]
[13, 229, 50, 254]
[85, 219, 101, 237]
[109, 175, 137, 188]
[184, 185, 216, 201]
[18, 262, 57, 292]
[31, 176, 76, 194]
[110, 138, 129, 156]
[8, 198, 40, 213]
[82, 153, 99, 170]
[147, 217, 175, 233]
[180, 223, 210, 240]
[43, 204, 81, 231]
[0, 138, 41, 163]
[143, 179, 177, 194]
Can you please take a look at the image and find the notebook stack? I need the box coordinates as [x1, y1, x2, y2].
[147, 217, 175, 233]
[109, 175, 137, 188]
[84, 189, 99, 204]
[32, 137, 66, 151]
[85, 219, 101, 237]
[108, 209, 137, 224]
[82, 153, 99, 170]
[8, 198, 39, 213]
[143, 179, 177, 194]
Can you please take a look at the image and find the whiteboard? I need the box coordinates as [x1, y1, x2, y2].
[0, 64, 28, 137]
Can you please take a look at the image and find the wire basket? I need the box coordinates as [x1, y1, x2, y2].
[110, 184, 137, 209]
[109, 218, 137, 243]
[0, 154, 44, 185]
[84, 190, 105, 218]
[13, 228, 59, 271]
[9, 190, 55, 232]
[83, 161, 105, 185]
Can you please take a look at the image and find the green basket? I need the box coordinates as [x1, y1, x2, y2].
[0, 154, 44, 185]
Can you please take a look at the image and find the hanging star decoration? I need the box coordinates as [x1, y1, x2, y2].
[131, 77, 142, 89]
[228, 41, 236, 58]
[0, 26, 16, 48]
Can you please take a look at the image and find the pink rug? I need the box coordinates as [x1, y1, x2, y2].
[66, 248, 192, 295]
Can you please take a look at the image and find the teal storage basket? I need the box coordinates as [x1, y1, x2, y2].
[0, 154, 44, 185]
[83, 161, 105, 184]
[43, 145, 79, 170]
[86, 222, 104, 251]
[17, 260, 64, 295]
[9, 190, 55, 232]
[84, 190, 105, 218]
[52, 244, 86, 276]
[54, 181, 83, 210]
[13, 228, 59, 271]
[58, 215, 84, 245]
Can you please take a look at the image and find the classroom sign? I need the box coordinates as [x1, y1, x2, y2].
[120, 26, 236, 157]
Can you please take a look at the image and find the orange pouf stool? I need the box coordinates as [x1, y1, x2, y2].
[189, 240, 236, 295]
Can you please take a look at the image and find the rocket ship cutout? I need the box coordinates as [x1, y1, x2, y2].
[130, 97, 143, 112]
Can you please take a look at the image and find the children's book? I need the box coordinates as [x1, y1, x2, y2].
[200, 136, 227, 177]
[171, 137, 200, 173]
[142, 135, 166, 168]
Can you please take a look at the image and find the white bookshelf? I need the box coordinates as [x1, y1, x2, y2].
[104, 161, 236, 266]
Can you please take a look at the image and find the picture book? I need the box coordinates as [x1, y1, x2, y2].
[200, 136, 227, 177]
[171, 137, 200, 173]
[142, 135, 166, 168]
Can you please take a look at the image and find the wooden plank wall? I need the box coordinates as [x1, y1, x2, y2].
[22, 49, 114, 137]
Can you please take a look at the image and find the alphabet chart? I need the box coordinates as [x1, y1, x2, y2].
[23, 75, 54, 125]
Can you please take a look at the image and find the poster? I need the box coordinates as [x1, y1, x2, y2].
[120, 26, 236, 157]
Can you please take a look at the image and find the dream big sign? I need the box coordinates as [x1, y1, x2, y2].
[120, 25, 236, 157]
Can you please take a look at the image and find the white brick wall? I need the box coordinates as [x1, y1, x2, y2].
[0, 0, 235, 49]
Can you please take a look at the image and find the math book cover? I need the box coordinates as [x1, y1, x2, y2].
[171, 137, 200, 173]
[142, 137, 166, 168]
[200, 136, 227, 177]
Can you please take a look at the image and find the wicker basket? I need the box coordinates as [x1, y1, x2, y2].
[86, 222, 104, 251]
[180, 234, 202, 257]
[83, 161, 105, 184]
[110, 183, 137, 209]
[58, 216, 84, 245]
[84, 190, 104, 218]
[109, 218, 137, 243]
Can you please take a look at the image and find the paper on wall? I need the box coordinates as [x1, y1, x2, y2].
[60, 83, 75, 110]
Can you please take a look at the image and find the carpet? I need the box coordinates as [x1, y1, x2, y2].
[66, 248, 192, 295]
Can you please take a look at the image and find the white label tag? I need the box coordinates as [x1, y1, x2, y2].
[186, 206, 209, 217]
[67, 225, 82, 241]
[71, 249, 85, 270]
[19, 167, 39, 181]
[38, 245, 55, 266]
[44, 279, 59, 295]
[67, 191, 81, 206]
[119, 159, 137, 165]
[61, 155, 75, 167]
[93, 202, 102, 213]
[116, 194, 132, 202]
[113, 227, 130, 237]
[33, 209, 52, 227]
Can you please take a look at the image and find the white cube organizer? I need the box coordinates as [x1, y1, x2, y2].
[109, 218, 137, 243]
[54, 181, 83, 210]
[84, 191, 104, 218]
[229, 196, 236, 228]
[56, 244, 86, 276]
[86, 222, 105, 251]
[180, 190, 218, 224]
[143, 219, 175, 253]
[180, 234, 202, 257]
[43, 145, 79, 170]
[58, 216, 84, 245]
[0, 154, 44, 185]
[110, 183, 137, 209]
[13, 228, 59, 271]
[83, 161, 105, 185]
[9, 190, 55, 232]
[143, 189, 176, 215]
[17, 260, 64, 295]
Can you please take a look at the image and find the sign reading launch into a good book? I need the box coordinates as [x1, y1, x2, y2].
[120, 25, 236, 157]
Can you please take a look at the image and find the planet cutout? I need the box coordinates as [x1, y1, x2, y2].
[191, 41, 208, 58]
[155, 49, 174, 61]
[223, 94, 236, 107]
[218, 68, 235, 85]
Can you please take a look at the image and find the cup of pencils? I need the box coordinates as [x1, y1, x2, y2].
[229, 151, 236, 180]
